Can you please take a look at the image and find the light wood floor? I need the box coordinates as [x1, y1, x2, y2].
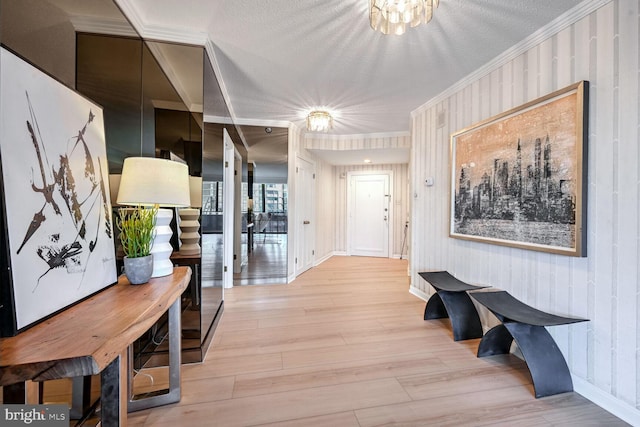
[38, 256, 628, 426]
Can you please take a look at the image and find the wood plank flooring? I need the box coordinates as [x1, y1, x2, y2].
[14, 256, 627, 426]
[125, 256, 626, 426]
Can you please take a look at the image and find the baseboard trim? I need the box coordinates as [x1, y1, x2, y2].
[409, 285, 429, 301]
[314, 252, 333, 266]
[572, 376, 640, 426]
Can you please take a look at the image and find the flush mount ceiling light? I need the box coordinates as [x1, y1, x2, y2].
[370, 0, 439, 35]
[306, 110, 333, 132]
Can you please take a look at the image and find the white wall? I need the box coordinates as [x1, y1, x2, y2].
[410, 0, 639, 421]
[314, 157, 336, 262]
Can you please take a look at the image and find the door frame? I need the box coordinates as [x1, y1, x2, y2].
[346, 170, 393, 258]
[295, 155, 315, 276]
[223, 129, 240, 289]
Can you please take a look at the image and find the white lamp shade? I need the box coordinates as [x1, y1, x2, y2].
[117, 157, 190, 207]
[189, 176, 203, 208]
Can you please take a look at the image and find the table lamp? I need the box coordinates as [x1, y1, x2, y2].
[178, 176, 203, 255]
[116, 157, 190, 277]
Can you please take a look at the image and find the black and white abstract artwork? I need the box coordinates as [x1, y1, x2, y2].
[0, 47, 117, 333]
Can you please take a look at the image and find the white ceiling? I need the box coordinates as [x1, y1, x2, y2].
[112, 0, 588, 166]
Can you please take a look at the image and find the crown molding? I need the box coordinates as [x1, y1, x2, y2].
[304, 130, 410, 141]
[138, 25, 208, 46]
[113, 0, 145, 35]
[69, 15, 138, 37]
[231, 117, 292, 128]
[411, 0, 612, 117]
[115, 0, 207, 45]
[203, 115, 233, 124]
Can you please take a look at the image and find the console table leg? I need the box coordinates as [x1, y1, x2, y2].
[438, 291, 484, 341]
[477, 324, 513, 356]
[424, 293, 448, 320]
[128, 297, 182, 412]
[101, 350, 127, 427]
[505, 323, 573, 398]
[70, 376, 92, 419]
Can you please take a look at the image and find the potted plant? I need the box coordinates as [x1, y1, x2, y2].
[116, 206, 157, 284]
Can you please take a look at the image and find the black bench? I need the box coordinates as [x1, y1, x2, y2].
[418, 271, 488, 341]
[470, 290, 588, 398]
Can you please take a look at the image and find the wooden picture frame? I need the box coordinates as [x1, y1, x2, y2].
[449, 81, 588, 256]
[0, 47, 117, 336]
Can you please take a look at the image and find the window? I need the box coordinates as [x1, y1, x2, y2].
[202, 181, 223, 214]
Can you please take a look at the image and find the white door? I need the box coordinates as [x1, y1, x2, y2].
[348, 172, 391, 257]
[296, 156, 315, 275]
[223, 129, 235, 289]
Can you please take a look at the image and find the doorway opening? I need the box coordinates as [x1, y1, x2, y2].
[237, 125, 289, 285]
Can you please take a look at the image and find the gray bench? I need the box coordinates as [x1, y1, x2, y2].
[470, 290, 588, 398]
[419, 271, 488, 341]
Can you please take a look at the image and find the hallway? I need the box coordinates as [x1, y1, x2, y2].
[129, 256, 626, 426]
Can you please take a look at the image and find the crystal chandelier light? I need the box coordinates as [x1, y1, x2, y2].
[370, 0, 439, 35]
[306, 110, 333, 132]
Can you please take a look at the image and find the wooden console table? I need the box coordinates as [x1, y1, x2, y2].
[0, 267, 191, 426]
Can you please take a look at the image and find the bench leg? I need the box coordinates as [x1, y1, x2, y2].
[477, 324, 513, 356]
[505, 323, 573, 398]
[424, 293, 448, 320]
[436, 291, 484, 341]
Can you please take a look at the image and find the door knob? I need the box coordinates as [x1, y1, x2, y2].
[303, 220, 310, 224]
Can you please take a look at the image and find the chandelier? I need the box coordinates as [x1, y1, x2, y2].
[370, 0, 439, 35]
[306, 110, 333, 132]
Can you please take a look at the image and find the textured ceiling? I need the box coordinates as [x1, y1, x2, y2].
[118, 0, 586, 137]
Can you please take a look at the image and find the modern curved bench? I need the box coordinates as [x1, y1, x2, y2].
[418, 271, 488, 341]
[469, 290, 588, 398]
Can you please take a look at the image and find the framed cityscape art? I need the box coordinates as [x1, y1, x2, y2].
[449, 81, 589, 257]
[0, 47, 117, 336]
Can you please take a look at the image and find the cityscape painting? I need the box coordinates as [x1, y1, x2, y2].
[449, 81, 588, 256]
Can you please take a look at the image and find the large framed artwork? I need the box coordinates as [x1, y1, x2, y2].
[450, 81, 588, 257]
[0, 47, 117, 336]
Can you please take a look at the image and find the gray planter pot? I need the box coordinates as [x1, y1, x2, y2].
[123, 255, 153, 285]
